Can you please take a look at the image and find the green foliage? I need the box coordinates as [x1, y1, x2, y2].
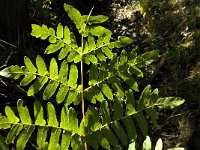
[0, 4, 185, 150]
[142, 136, 162, 150]
[0, 134, 6, 150]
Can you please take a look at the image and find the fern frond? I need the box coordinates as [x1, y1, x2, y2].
[84, 49, 158, 103]
[0, 56, 79, 104]
[84, 85, 184, 149]
[0, 3, 186, 150]
[0, 99, 84, 150]
[31, 4, 133, 65]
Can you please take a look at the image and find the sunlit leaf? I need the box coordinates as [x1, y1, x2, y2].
[64, 4, 83, 29]
[57, 24, 63, 39]
[156, 97, 185, 109]
[142, 136, 151, 150]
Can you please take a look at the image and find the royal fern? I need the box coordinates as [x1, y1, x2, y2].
[0, 3, 184, 150]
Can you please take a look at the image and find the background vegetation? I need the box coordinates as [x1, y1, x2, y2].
[0, 0, 200, 149]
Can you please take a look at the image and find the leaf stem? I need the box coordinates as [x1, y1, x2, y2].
[81, 6, 94, 150]
[81, 60, 85, 122]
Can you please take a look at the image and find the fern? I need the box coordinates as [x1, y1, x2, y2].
[0, 4, 184, 150]
[0, 86, 184, 149]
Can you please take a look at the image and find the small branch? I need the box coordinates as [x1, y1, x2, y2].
[0, 40, 16, 69]
[0, 39, 17, 48]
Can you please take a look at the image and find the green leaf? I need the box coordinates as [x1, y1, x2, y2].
[93, 87, 105, 103]
[122, 117, 137, 141]
[96, 51, 106, 62]
[58, 60, 68, 80]
[108, 77, 124, 97]
[0, 65, 23, 79]
[5, 106, 19, 123]
[90, 26, 112, 36]
[37, 127, 48, 149]
[6, 124, 23, 144]
[88, 64, 98, 86]
[84, 15, 109, 24]
[49, 36, 56, 43]
[128, 141, 136, 150]
[129, 65, 144, 78]
[84, 55, 91, 65]
[83, 40, 89, 53]
[61, 131, 71, 149]
[113, 97, 123, 120]
[27, 76, 48, 96]
[155, 138, 163, 150]
[85, 106, 102, 131]
[118, 71, 139, 92]
[129, 49, 137, 64]
[115, 36, 132, 48]
[34, 101, 46, 125]
[134, 112, 148, 136]
[102, 46, 113, 59]
[48, 128, 61, 150]
[20, 74, 36, 86]
[43, 81, 59, 100]
[100, 82, 113, 100]
[137, 85, 151, 110]
[84, 86, 105, 103]
[45, 40, 64, 54]
[126, 89, 136, 115]
[65, 91, 78, 106]
[41, 25, 49, 40]
[17, 100, 32, 124]
[60, 106, 69, 130]
[24, 56, 37, 73]
[119, 50, 128, 66]
[63, 26, 71, 44]
[64, 4, 83, 29]
[89, 54, 98, 64]
[0, 134, 6, 150]
[49, 27, 55, 35]
[142, 136, 151, 150]
[57, 24, 63, 38]
[95, 131, 110, 149]
[84, 88, 96, 103]
[102, 126, 118, 146]
[101, 101, 111, 124]
[88, 35, 96, 50]
[86, 133, 99, 149]
[156, 97, 185, 109]
[68, 64, 78, 88]
[71, 134, 84, 150]
[79, 119, 85, 135]
[16, 125, 35, 150]
[73, 92, 81, 105]
[47, 102, 58, 127]
[109, 54, 118, 71]
[145, 108, 160, 129]
[70, 32, 78, 48]
[49, 58, 58, 79]
[111, 122, 127, 146]
[68, 107, 78, 132]
[99, 62, 108, 81]
[67, 50, 78, 62]
[74, 53, 82, 63]
[31, 24, 42, 38]
[0, 116, 11, 129]
[97, 36, 104, 47]
[36, 55, 47, 75]
[56, 84, 69, 104]
[136, 50, 159, 68]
